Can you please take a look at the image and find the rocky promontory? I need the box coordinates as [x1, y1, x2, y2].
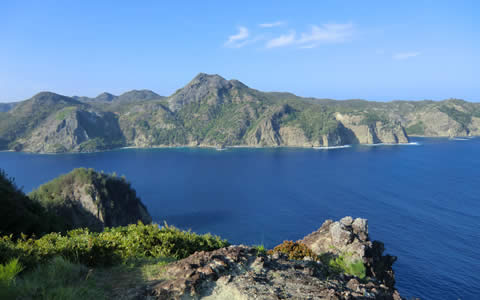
[145, 217, 402, 300]
[29, 168, 152, 231]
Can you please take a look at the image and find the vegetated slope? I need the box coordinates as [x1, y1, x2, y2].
[0, 92, 125, 152]
[29, 168, 152, 231]
[2, 73, 479, 153]
[0, 102, 17, 112]
[115, 73, 409, 149]
[73, 89, 164, 103]
[0, 170, 67, 237]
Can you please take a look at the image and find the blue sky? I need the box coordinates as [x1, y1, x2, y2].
[1, 0, 478, 102]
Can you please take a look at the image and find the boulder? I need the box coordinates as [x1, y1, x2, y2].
[299, 217, 397, 289]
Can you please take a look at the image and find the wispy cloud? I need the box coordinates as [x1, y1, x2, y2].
[265, 23, 354, 49]
[297, 23, 354, 46]
[393, 52, 420, 60]
[259, 21, 285, 28]
[265, 31, 296, 48]
[224, 26, 249, 48]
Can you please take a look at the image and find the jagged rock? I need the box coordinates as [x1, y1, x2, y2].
[147, 245, 402, 300]
[300, 217, 397, 289]
[330, 221, 353, 246]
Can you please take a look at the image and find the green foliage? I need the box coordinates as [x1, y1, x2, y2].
[0, 258, 23, 285]
[0, 169, 68, 237]
[360, 111, 388, 126]
[438, 105, 472, 127]
[268, 241, 318, 260]
[320, 253, 366, 279]
[0, 258, 23, 300]
[0, 222, 229, 271]
[28, 168, 149, 231]
[78, 138, 108, 152]
[0, 93, 83, 145]
[406, 121, 425, 135]
[252, 245, 267, 256]
[277, 104, 339, 140]
[10, 257, 105, 300]
[55, 106, 77, 121]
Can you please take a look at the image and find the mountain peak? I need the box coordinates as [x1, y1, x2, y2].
[95, 92, 116, 102]
[31, 92, 80, 105]
[117, 89, 162, 102]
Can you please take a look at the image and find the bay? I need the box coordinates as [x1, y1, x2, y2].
[1, 137, 479, 299]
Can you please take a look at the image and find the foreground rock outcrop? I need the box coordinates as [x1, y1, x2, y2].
[300, 217, 397, 289]
[145, 217, 402, 300]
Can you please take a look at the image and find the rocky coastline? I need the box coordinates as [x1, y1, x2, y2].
[142, 217, 402, 300]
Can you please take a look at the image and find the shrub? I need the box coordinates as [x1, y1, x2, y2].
[0, 169, 68, 237]
[267, 241, 318, 260]
[252, 245, 267, 256]
[0, 258, 23, 285]
[0, 258, 23, 300]
[321, 253, 366, 279]
[0, 222, 229, 270]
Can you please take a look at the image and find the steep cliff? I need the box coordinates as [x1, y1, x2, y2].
[4, 73, 479, 153]
[29, 168, 151, 231]
[16, 108, 124, 153]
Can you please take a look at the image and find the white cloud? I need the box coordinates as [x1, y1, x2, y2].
[393, 52, 421, 60]
[265, 31, 296, 48]
[297, 23, 354, 46]
[224, 26, 249, 48]
[259, 21, 285, 28]
[264, 23, 354, 49]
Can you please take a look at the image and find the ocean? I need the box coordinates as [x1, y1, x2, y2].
[1, 137, 478, 299]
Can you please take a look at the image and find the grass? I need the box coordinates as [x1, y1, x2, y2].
[0, 256, 176, 300]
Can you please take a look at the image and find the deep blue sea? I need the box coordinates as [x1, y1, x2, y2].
[1, 137, 478, 299]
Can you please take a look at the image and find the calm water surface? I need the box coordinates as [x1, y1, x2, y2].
[1, 137, 479, 299]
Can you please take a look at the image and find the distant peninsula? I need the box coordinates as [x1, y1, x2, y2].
[0, 73, 479, 153]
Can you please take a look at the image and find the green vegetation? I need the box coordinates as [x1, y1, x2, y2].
[0, 92, 84, 147]
[291, 105, 339, 140]
[0, 258, 24, 299]
[359, 111, 388, 126]
[406, 121, 425, 135]
[6, 257, 104, 300]
[0, 222, 228, 270]
[0, 169, 68, 237]
[320, 253, 366, 279]
[253, 245, 267, 256]
[2, 74, 480, 153]
[268, 241, 367, 279]
[55, 106, 77, 121]
[28, 168, 150, 231]
[438, 105, 472, 127]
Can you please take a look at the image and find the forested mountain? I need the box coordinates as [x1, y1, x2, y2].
[0, 73, 478, 153]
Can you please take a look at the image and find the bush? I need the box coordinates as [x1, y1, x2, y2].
[0, 169, 68, 237]
[0, 222, 229, 270]
[0, 258, 23, 300]
[320, 253, 366, 279]
[267, 241, 318, 260]
[252, 245, 267, 256]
